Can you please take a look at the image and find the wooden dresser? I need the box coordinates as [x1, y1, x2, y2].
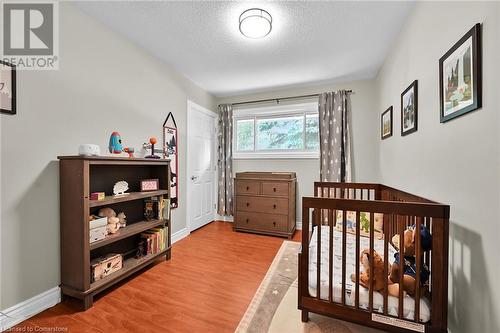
[234, 172, 296, 239]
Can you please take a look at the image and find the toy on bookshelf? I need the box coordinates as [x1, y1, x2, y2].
[144, 137, 161, 159]
[98, 207, 124, 234]
[123, 147, 135, 158]
[108, 132, 123, 154]
[117, 212, 127, 228]
[113, 180, 129, 196]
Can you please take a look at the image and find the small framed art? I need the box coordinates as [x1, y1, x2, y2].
[140, 179, 159, 192]
[0, 60, 16, 115]
[439, 23, 481, 123]
[401, 80, 418, 136]
[381, 106, 393, 140]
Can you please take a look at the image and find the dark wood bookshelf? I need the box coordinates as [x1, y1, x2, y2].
[58, 156, 171, 310]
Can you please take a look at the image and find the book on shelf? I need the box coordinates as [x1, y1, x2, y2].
[144, 196, 169, 221]
[139, 226, 167, 256]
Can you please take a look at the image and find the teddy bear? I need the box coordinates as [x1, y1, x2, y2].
[351, 248, 386, 291]
[98, 207, 122, 234]
[117, 212, 127, 228]
[387, 225, 432, 297]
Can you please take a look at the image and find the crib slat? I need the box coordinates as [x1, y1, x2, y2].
[341, 210, 347, 305]
[369, 212, 374, 311]
[415, 217, 422, 322]
[398, 216, 404, 318]
[355, 211, 360, 309]
[383, 214, 390, 315]
[328, 209, 334, 303]
[317, 209, 321, 300]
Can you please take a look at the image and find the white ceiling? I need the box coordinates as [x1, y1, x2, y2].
[75, 1, 414, 97]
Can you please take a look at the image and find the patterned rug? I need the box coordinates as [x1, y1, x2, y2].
[235, 241, 383, 333]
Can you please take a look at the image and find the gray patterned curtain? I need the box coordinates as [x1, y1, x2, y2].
[319, 91, 352, 182]
[217, 104, 234, 216]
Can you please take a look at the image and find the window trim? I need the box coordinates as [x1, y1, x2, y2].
[233, 102, 319, 159]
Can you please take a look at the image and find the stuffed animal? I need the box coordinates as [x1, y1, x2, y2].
[98, 207, 116, 219]
[106, 216, 120, 234]
[351, 249, 385, 291]
[388, 225, 432, 297]
[98, 207, 121, 234]
[117, 212, 127, 228]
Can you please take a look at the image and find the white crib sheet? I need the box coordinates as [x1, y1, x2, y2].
[308, 226, 431, 323]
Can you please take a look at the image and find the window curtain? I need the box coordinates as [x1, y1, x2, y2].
[318, 90, 352, 182]
[217, 104, 234, 216]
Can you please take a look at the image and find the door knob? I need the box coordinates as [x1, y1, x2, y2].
[191, 176, 198, 181]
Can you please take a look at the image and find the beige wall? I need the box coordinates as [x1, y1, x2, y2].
[218, 79, 379, 221]
[376, 2, 500, 332]
[0, 3, 216, 309]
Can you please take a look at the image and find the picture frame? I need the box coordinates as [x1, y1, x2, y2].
[439, 23, 482, 123]
[0, 60, 16, 115]
[140, 179, 159, 192]
[401, 80, 418, 136]
[381, 106, 393, 140]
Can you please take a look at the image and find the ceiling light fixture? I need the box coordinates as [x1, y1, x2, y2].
[239, 8, 272, 39]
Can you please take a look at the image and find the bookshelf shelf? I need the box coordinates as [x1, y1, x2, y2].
[89, 218, 167, 250]
[58, 156, 171, 310]
[89, 248, 170, 294]
[89, 190, 169, 208]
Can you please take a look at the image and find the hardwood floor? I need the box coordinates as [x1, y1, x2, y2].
[13, 221, 300, 333]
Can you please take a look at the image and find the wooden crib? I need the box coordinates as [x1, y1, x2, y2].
[298, 182, 449, 333]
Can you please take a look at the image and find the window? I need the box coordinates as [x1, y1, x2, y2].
[233, 102, 319, 159]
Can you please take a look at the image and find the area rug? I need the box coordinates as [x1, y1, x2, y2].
[235, 241, 383, 333]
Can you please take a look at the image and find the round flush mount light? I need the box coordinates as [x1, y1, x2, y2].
[239, 8, 272, 39]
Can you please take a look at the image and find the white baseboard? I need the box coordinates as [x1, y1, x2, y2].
[296, 221, 302, 230]
[171, 227, 189, 244]
[216, 214, 233, 222]
[0, 286, 61, 331]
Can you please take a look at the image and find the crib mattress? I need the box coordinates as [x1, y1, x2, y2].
[308, 226, 431, 323]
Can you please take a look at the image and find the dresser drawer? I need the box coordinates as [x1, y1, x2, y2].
[236, 212, 288, 232]
[262, 182, 289, 197]
[235, 180, 261, 195]
[236, 196, 288, 215]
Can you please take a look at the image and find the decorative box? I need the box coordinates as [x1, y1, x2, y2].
[89, 216, 107, 230]
[90, 192, 106, 201]
[89, 225, 107, 243]
[91, 253, 123, 282]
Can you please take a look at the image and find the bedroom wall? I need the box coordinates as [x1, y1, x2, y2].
[217, 79, 379, 222]
[375, 2, 500, 332]
[0, 3, 216, 310]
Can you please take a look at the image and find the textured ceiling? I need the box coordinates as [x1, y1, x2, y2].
[74, 1, 414, 97]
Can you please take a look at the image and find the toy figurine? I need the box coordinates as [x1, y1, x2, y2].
[108, 132, 123, 154]
[145, 137, 161, 159]
[123, 147, 135, 158]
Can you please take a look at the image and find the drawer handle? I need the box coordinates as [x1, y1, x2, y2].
[273, 221, 276, 226]
[273, 187, 277, 192]
[246, 202, 250, 207]
[273, 204, 277, 209]
[246, 218, 249, 223]
[246, 186, 250, 191]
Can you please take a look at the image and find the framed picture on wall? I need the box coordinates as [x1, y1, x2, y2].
[401, 80, 418, 135]
[439, 23, 482, 123]
[381, 106, 393, 140]
[401, 80, 418, 136]
[0, 60, 16, 115]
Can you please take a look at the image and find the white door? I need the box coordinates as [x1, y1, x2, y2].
[187, 101, 217, 232]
